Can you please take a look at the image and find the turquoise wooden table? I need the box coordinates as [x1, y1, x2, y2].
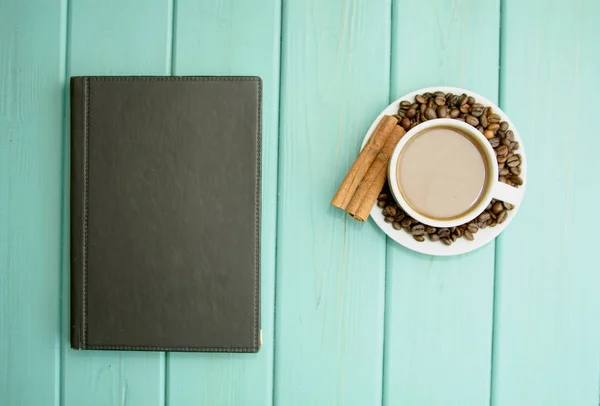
[2, 0, 600, 405]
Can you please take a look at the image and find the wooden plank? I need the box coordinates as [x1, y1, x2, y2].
[492, 1, 600, 405]
[166, 0, 280, 404]
[0, 0, 65, 405]
[274, 0, 391, 404]
[61, 1, 171, 405]
[383, 1, 500, 405]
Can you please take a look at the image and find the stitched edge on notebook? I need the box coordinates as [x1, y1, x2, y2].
[82, 77, 90, 347]
[81, 76, 261, 352]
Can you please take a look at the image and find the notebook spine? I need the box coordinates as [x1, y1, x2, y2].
[70, 77, 87, 349]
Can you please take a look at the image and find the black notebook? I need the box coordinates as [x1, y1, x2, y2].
[70, 76, 261, 352]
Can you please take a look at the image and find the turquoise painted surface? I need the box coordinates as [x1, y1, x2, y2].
[1, 0, 599, 405]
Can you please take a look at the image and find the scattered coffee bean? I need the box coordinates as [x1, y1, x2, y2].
[400, 218, 412, 228]
[425, 107, 437, 120]
[378, 193, 388, 200]
[467, 96, 476, 105]
[434, 97, 446, 106]
[416, 95, 426, 104]
[441, 237, 452, 246]
[480, 114, 489, 128]
[387, 206, 397, 217]
[460, 104, 470, 114]
[377, 200, 386, 208]
[500, 121, 509, 131]
[429, 233, 440, 242]
[465, 115, 479, 127]
[505, 130, 515, 141]
[392, 221, 402, 230]
[507, 155, 520, 167]
[489, 137, 500, 148]
[496, 145, 509, 156]
[407, 108, 417, 118]
[477, 125, 485, 134]
[459, 94, 468, 106]
[503, 202, 514, 210]
[497, 211, 508, 224]
[511, 142, 520, 151]
[425, 226, 436, 234]
[512, 175, 523, 185]
[413, 235, 425, 242]
[488, 113, 501, 124]
[464, 230, 474, 241]
[478, 212, 491, 222]
[449, 108, 460, 118]
[411, 224, 426, 236]
[510, 166, 521, 175]
[450, 233, 458, 242]
[492, 202, 504, 214]
[438, 228, 450, 238]
[437, 105, 448, 118]
[420, 103, 427, 114]
[467, 223, 479, 233]
[400, 100, 411, 109]
[470, 103, 484, 117]
[484, 129, 495, 139]
[487, 123, 500, 131]
[395, 212, 405, 221]
[401, 117, 411, 130]
[385, 216, 394, 223]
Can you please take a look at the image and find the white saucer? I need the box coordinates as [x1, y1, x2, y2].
[362, 86, 528, 256]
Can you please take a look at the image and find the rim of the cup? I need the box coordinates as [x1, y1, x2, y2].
[388, 118, 500, 228]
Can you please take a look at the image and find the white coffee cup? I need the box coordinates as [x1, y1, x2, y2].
[388, 118, 523, 228]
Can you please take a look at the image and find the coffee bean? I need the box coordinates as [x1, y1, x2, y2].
[425, 107, 437, 120]
[434, 96, 446, 106]
[441, 237, 452, 246]
[480, 220, 489, 229]
[478, 212, 491, 222]
[484, 129, 495, 139]
[489, 137, 500, 148]
[511, 142, 520, 151]
[437, 105, 448, 118]
[500, 121, 509, 131]
[424, 92, 433, 99]
[459, 94, 468, 106]
[378, 193, 388, 201]
[449, 108, 460, 118]
[407, 108, 417, 118]
[477, 125, 485, 134]
[498, 163, 505, 170]
[377, 200, 386, 208]
[450, 233, 458, 242]
[499, 168, 509, 176]
[384, 216, 394, 223]
[392, 221, 402, 230]
[401, 117, 411, 130]
[486, 202, 493, 211]
[502, 138, 512, 147]
[449, 95, 459, 106]
[488, 113, 501, 124]
[506, 130, 515, 141]
[489, 220, 498, 227]
[510, 166, 521, 175]
[416, 95, 426, 104]
[467, 96, 476, 105]
[427, 100, 435, 110]
[470, 103, 484, 117]
[465, 115, 479, 127]
[507, 155, 520, 167]
[425, 226, 436, 234]
[411, 224, 425, 236]
[467, 223, 479, 233]
[497, 130, 506, 138]
[437, 228, 450, 238]
[413, 235, 425, 242]
[464, 230, 474, 241]
[496, 145, 509, 156]
[395, 212, 405, 221]
[492, 202, 504, 214]
[489, 210, 497, 220]
[460, 104, 470, 114]
[429, 233, 440, 242]
[487, 123, 500, 131]
[503, 202, 514, 210]
[415, 112, 421, 122]
[420, 103, 427, 115]
[454, 227, 464, 237]
[500, 176, 511, 184]
[512, 175, 523, 185]
[387, 206, 397, 217]
[480, 114, 489, 128]
[455, 117, 466, 122]
[496, 210, 507, 224]
[400, 218, 412, 228]
[400, 100, 411, 110]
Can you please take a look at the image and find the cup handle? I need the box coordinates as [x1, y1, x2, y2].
[492, 181, 523, 206]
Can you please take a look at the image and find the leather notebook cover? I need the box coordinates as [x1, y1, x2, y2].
[70, 76, 261, 352]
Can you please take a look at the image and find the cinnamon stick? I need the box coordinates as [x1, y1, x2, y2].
[330, 115, 398, 210]
[347, 125, 406, 221]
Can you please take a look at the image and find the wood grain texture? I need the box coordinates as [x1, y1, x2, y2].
[384, 1, 500, 405]
[492, 1, 600, 404]
[166, 0, 281, 404]
[274, 0, 390, 404]
[0, 0, 65, 404]
[61, 1, 171, 405]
